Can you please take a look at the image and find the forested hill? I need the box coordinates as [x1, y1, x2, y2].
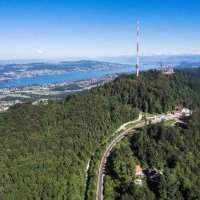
[96, 69, 200, 112]
[0, 68, 200, 200]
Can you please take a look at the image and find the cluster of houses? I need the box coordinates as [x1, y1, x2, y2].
[32, 98, 48, 106]
[174, 106, 192, 117]
[134, 106, 192, 186]
[161, 67, 175, 75]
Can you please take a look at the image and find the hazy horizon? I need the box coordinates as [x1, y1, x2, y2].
[0, 54, 200, 65]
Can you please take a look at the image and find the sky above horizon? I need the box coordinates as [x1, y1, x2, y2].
[0, 0, 200, 59]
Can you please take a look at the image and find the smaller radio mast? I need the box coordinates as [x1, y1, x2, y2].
[136, 20, 140, 77]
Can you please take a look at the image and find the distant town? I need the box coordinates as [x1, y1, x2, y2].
[0, 74, 117, 112]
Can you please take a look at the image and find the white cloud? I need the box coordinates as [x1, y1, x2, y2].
[36, 49, 45, 55]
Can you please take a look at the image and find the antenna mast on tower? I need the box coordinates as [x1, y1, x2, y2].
[136, 20, 140, 77]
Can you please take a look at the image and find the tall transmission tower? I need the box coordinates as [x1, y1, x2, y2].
[136, 21, 140, 77]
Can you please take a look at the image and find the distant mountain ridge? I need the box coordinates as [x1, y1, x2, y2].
[0, 60, 130, 71]
[0, 60, 131, 82]
[99, 54, 200, 65]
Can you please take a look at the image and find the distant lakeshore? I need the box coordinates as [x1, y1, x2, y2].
[0, 58, 200, 112]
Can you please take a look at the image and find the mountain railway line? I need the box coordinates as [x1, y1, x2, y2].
[96, 111, 189, 200]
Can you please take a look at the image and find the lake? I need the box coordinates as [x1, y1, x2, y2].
[0, 64, 156, 88]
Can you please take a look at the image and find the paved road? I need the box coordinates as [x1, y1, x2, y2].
[96, 112, 185, 200]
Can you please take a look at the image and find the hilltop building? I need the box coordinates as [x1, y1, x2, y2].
[161, 64, 175, 75]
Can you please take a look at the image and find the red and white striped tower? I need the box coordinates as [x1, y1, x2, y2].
[136, 20, 140, 77]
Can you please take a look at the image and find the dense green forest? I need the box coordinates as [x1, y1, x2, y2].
[104, 111, 200, 200]
[0, 68, 200, 199]
[97, 69, 200, 112]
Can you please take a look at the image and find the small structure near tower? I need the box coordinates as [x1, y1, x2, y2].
[160, 63, 175, 75]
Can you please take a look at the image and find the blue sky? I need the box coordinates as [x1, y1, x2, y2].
[0, 0, 200, 59]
